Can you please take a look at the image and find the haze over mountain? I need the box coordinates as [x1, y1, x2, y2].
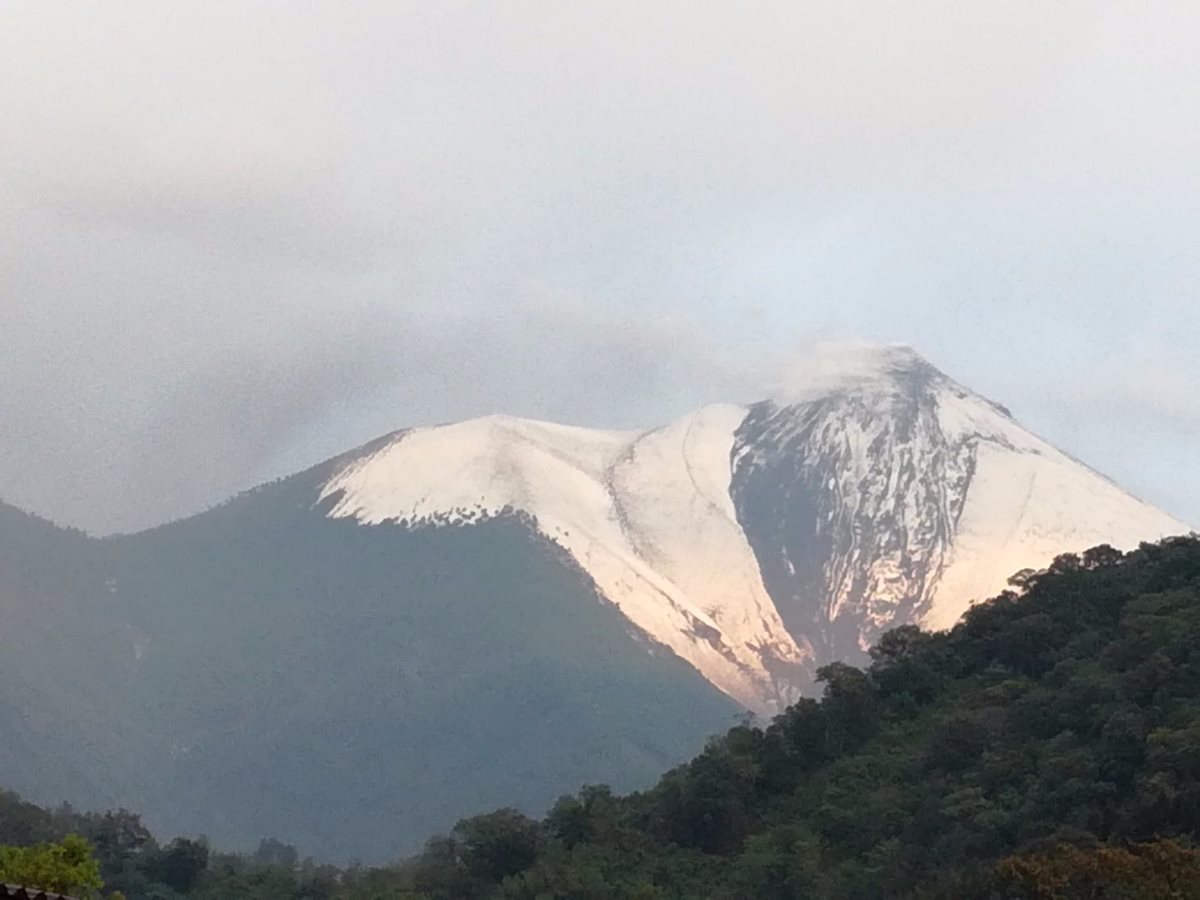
[3, 3, 1200, 538]
[0, 345, 1188, 860]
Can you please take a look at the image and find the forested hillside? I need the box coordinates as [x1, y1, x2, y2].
[443, 535, 1197, 899]
[4, 536, 1198, 898]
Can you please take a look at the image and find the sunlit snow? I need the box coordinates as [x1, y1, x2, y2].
[321, 349, 1190, 712]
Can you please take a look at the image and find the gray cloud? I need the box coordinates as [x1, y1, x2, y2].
[0, 1, 1197, 532]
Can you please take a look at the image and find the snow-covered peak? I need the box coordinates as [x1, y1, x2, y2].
[321, 405, 811, 711]
[318, 350, 1190, 711]
[321, 414, 634, 524]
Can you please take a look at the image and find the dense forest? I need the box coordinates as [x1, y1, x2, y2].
[3, 535, 1199, 898]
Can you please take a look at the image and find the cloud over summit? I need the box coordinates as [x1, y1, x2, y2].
[0, 1, 1197, 532]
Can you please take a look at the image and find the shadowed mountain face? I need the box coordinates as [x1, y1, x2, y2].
[0, 346, 1188, 861]
[0, 481, 737, 862]
[730, 356, 975, 666]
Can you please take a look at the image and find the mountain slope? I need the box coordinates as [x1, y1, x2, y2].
[0, 482, 737, 861]
[321, 345, 1188, 709]
[731, 346, 1188, 668]
[320, 407, 810, 711]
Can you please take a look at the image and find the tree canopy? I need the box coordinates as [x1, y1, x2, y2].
[0, 833, 103, 896]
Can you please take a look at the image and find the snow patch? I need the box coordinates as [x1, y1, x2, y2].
[924, 433, 1189, 631]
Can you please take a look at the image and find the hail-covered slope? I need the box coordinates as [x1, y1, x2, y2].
[320, 346, 1189, 712]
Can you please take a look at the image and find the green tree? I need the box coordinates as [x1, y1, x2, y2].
[251, 836, 298, 870]
[816, 661, 880, 754]
[0, 833, 104, 896]
[453, 808, 541, 883]
[147, 836, 209, 892]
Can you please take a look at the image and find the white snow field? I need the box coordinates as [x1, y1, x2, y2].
[321, 346, 1190, 711]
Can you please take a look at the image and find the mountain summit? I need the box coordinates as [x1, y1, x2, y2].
[319, 344, 1186, 711]
[0, 344, 1187, 858]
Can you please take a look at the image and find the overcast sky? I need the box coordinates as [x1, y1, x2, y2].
[1, 1, 1197, 534]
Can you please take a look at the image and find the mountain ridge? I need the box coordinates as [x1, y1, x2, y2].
[319, 345, 1188, 710]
